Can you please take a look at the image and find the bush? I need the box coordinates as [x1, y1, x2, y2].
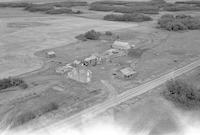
[158, 14, 200, 31]
[104, 13, 153, 22]
[164, 79, 200, 109]
[0, 77, 28, 90]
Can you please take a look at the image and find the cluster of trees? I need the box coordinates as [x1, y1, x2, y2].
[89, 0, 167, 14]
[164, 79, 200, 109]
[76, 30, 101, 41]
[10, 102, 59, 128]
[0, 77, 28, 90]
[104, 13, 152, 22]
[158, 14, 200, 31]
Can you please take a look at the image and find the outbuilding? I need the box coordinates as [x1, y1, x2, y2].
[112, 41, 131, 50]
[46, 51, 56, 58]
[113, 67, 137, 80]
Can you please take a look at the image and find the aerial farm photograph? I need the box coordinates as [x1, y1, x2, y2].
[0, 0, 200, 135]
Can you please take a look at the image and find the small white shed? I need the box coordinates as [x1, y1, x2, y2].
[46, 51, 56, 58]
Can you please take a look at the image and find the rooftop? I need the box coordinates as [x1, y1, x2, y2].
[85, 55, 98, 61]
[47, 51, 56, 55]
[120, 67, 136, 76]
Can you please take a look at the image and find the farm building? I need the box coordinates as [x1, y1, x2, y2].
[83, 54, 103, 66]
[113, 67, 137, 80]
[112, 41, 131, 50]
[68, 67, 92, 83]
[46, 51, 56, 58]
[56, 64, 74, 74]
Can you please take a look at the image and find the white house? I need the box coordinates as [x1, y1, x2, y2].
[112, 41, 131, 50]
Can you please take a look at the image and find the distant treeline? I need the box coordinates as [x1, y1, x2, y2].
[1, 1, 200, 15]
[89, 0, 200, 14]
[89, 0, 166, 14]
[0, 1, 87, 14]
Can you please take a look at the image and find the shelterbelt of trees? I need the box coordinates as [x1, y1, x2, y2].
[158, 14, 200, 31]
